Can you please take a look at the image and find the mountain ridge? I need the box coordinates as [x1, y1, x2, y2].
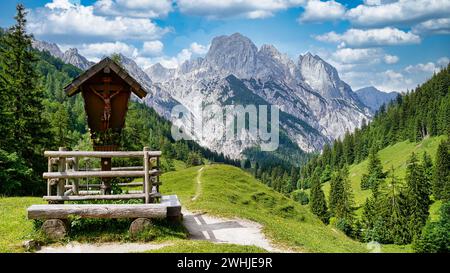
[32, 33, 373, 159]
[355, 86, 399, 112]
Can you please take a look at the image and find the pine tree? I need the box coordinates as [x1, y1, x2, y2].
[360, 148, 386, 191]
[329, 166, 355, 233]
[433, 140, 450, 200]
[406, 153, 431, 240]
[0, 4, 51, 194]
[309, 170, 329, 224]
[381, 167, 410, 244]
[422, 151, 433, 196]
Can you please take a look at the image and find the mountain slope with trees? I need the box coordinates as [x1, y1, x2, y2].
[299, 65, 450, 251]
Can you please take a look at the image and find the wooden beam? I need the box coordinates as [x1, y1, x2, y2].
[28, 204, 167, 219]
[64, 182, 159, 189]
[144, 147, 150, 204]
[85, 166, 143, 171]
[44, 151, 161, 158]
[43, 193, 148, 201]
[43, 169, 160, 179]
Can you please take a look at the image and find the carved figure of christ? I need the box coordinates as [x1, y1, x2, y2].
[89, 85, 122, 130]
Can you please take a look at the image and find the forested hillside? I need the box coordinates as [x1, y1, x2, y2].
[301, 65, 450, 182]
[297, 66, 450, 252]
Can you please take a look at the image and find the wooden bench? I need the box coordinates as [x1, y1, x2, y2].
[28, 195, 181, 220]
[27, 195, 182, 239]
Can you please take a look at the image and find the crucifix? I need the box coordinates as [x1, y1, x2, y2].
[89, 76, 123, 131]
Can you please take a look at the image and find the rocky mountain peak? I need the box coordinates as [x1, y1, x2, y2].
[62, 48, 93, 71]
[32, 39, 64, 59]
[205, 32, 258, 79]
[298, 52, 348, 100]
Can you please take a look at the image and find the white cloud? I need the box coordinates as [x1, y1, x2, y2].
[61, 42, 139, 61]
[346, 0, 450, 27]
[189, 42, 209, 54]
[94, 0, 173, 18]
[177, 0, 305, 19]
[315, 27, 421, 48]
[298, 0, 346, 23]
[155, 42, 210, 68]
[405, 62, 440, 74]
[437, 57, 450, 66]
[142, 40, 164, 56]
[341, 57, 449, 92]
[28, 1, 169, 41]
[412, 18, 450, 34]
[45, 0, 76, 10]
[384, 54, 399, 64]
[331, 47, 398, 65]
[136, 42, 209, 70]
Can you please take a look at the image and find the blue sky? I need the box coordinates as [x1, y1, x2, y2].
[1, 0, 449, 92]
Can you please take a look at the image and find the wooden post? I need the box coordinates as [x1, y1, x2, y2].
[73, 156, 79, 195]
[47, 157, 52, 196]
[156, 156, 161, 194]
[101, 157, 112, 195]
[57, 147, 66, 197]
[144, 147, 150, 204]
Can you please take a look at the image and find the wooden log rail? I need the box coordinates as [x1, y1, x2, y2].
[44, 147, 161, 204]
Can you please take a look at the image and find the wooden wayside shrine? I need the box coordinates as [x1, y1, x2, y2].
[27, 57, 182, 239]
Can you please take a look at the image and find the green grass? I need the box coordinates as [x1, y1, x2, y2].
[0, 197, 44, 252]
[147, 240, 268, 253]
[160, 164, 369, 253]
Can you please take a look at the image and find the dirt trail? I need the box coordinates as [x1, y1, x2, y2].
[191, 166, 204, 201]
[185, 166, 289, 253]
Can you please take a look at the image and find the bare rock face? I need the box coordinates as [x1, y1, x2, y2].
[62, 48, 93, 71]
[42, 219, 67, 240]
[129, 218, 153, 237]
[144, 33, 372, 156]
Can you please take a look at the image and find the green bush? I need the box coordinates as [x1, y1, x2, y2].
[291, 190, 309, 205]
[0, 149, 34, 195]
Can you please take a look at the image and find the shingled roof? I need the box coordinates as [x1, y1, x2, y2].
[64, 57, 148, 99]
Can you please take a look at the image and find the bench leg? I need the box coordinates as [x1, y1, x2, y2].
[129, 218, 153, 238]
[42, 219, 68, 240]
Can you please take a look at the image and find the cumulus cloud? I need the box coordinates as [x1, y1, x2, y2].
[189, 42, 209, 54]
[384, 54, 399, 64]
[315, 27, 421, 48]
[94, 0, 173, 18]
[331, 47, 398, 65]
[340, 57, 449, 92]
[346, 0, 450, 27]
[177, 0, 305, 19]
[412, 18, 450, 34]
[154, 42, 209, 68]
[405, 57, 449, 75]
[135, 42, 210, 70]
[298, 0, 346, 23]
[142, 40, 164, 56]
[28, 0, 169, 41]
[60, 41, 139, 62]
